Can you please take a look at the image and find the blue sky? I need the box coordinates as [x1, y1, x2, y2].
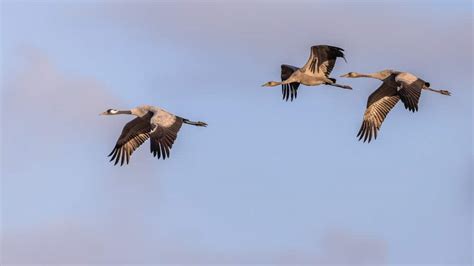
[1, 1, 472, 265]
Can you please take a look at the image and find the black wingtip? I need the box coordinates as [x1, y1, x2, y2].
[327, 45, 344, 51]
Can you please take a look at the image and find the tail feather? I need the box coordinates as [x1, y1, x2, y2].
[183, 119, 207, 127]
[329, 78, 336, 83]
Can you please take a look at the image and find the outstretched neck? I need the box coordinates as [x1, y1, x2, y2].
[352, 72, 385, 80]
[116, 110, 133, 115]
[262, 81, 283, 87]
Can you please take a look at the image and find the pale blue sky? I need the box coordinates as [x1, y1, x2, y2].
[1, 1, 472, 265]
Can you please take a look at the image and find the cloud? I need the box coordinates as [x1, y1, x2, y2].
[1, 48, 162, 264]
[1, 47, 124, 175]
[95, 1, 471, 71]
[3, 223, 387, 264]
[318, 229, 387, 265]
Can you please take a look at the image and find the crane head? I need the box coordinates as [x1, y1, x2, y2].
[100, 109, 118, 115]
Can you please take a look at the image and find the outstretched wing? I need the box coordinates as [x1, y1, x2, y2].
[395, 72, 424, 112]
[281, 64, 301, 101]
[357, 79, 400, 143]
[149, 110, 184, 160]
[108, 112, 153, 166]
[301, 45, 346, 77]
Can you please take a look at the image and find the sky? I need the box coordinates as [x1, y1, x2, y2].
[0, 0, 472, 265]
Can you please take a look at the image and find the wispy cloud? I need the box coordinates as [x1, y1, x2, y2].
[3, 222, 387, 264]
[1, 48, 163, 264]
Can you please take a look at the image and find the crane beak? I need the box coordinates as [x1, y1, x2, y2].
[99, 111, 107, 115]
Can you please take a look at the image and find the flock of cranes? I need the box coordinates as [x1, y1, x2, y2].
[101, 45, 451, 165]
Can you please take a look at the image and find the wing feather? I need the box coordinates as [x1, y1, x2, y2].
[395, 73, 424, 112]
[281, 64, 301, 101]
[301, 45, 346, 77]
[357, 80, 400, 143]
[108, 112, 153, 165]
[149, 110, 184, 160]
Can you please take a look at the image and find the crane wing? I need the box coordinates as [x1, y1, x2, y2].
[281, 64, 301, 101]
[357, 80, 400, 143]
[301, 45, 346, 78]
[108, 112, 153, 165]
[395, 73, 424, 112]
[149, 109, 184, 160]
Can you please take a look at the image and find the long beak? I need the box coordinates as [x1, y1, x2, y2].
[99, 112, 107, 115]
[261, 83, 268, 87]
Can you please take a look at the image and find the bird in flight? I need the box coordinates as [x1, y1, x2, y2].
[262, 45, 352, 101]
[100, 105, 207, 165]
[340, 70, 451, 143]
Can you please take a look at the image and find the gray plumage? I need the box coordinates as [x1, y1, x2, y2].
[262, 45, 352, 101]
[340, 70, 451, 143]
[100, 105, 207, 165]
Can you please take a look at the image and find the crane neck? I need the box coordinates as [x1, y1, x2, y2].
[116, 110, 133, 115]
[353, 72, 386, 80]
